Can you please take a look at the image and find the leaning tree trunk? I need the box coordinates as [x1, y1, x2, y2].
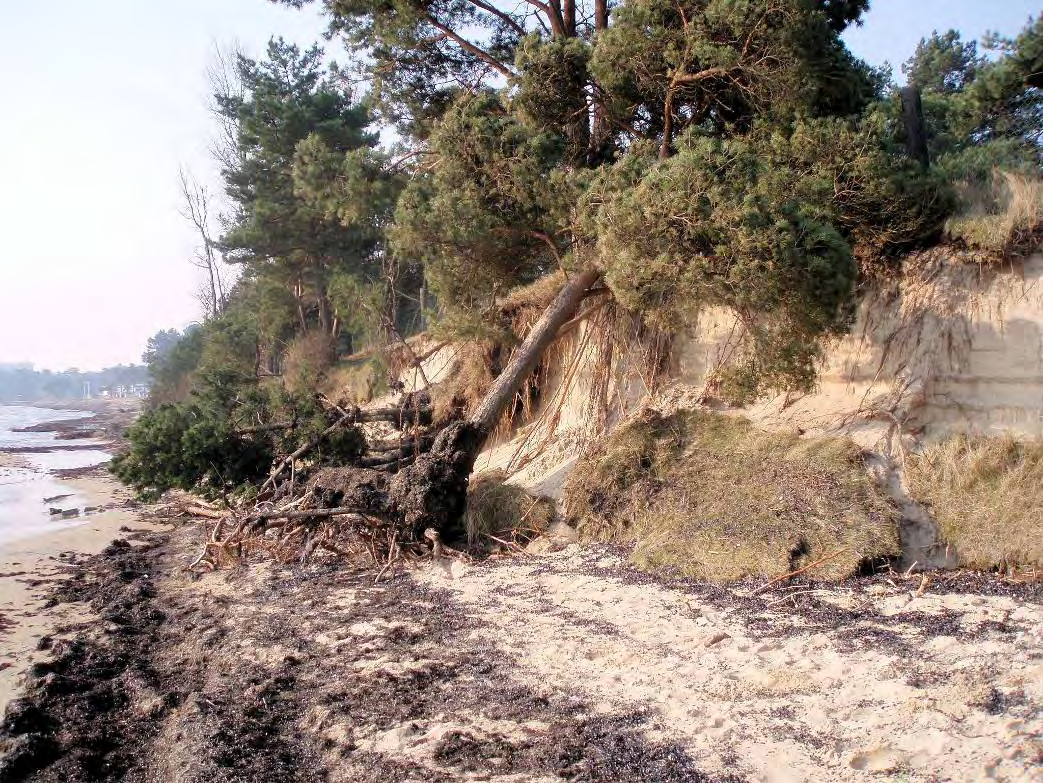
[309, 265, 602, 542]
[198, 265, 604, 570]
[386, 264, 602, 539]
[471, 265, 601, 432]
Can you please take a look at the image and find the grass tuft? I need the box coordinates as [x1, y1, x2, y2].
[562, 409, 899, 581]
[947, 172, 1043, 258]
[322, 356, 389, 404]
[904, 434, 1043, 573]
[429, 343, 497, 424]
[465, 470, 556, 548]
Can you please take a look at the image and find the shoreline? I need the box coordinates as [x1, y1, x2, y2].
[0, 474, 166, 715]
[0, 402, 148, 714]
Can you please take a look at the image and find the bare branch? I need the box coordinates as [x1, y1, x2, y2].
[426, 16, 516, 79]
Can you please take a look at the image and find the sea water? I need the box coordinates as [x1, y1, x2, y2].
[0, 405, 110, 546]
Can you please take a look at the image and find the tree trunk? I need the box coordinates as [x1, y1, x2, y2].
[901, 86, 930, 169]
[660, 88, 675, 160]
[295, 276, 308, 331]
[315, 265, 603, 541]
[393, 264, 601, 537]
[313, 260, 333, 335]
[587, 0, 613, 164]
[470, 265, 600, 432]
[563, 0, 576, 37]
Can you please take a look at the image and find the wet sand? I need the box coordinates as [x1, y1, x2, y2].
[0, 475, 166, 715]
[0, 402, 150, 715]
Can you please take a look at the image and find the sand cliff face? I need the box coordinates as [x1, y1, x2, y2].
[445, 250, 1042, 572]
[676, 251, 1043, 446]
[465, 251, 1043, 490]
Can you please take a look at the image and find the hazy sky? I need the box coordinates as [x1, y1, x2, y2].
[0, 1, 1038, 371]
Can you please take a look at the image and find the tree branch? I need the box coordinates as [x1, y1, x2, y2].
[465, 0, 527, 36]
[427, 16, 515, 78]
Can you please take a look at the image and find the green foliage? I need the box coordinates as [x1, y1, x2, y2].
[778, 113, 955, 265]
[897, 18, 1043, 256]
[146, 327, 205, 405]
[113, 375, 365, 501]
[142, 329, 183, 370]
[512, 35, 591, 160]
[218, 38, 394, 344]
[247, 2, 1034, 413]
[903, 30, 984, 94]
[590, 0, 880, 147]
[391, 91, 576, 314]
[111, 384, 274, 501]
[277, 0, 524, 135]
[903, 20, 1042, 184]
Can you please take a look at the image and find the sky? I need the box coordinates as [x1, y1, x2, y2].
[0, 0, 1038, 371]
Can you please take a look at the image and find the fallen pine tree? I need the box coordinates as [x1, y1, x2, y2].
[186, 265, 603, 573]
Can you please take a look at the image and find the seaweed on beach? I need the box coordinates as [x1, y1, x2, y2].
[0, 524, 740, 783]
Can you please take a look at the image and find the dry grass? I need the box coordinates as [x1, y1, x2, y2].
[947, 172, 1043, 258]
[282, 332, 337, 393]
[500, 270, 567, 336]
[465, 470, 556, 548]
[322, 356, 388, 404]
[428, 273, 578, 428]
[562, 409, 899, 581]
[904, 434, 1043, 573]
[429, 342, 496, 424]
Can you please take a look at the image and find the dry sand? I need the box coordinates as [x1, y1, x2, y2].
[418, 546, 1042, 782]
[0, 475, 165, 714]
[2, 514, 1039, 782]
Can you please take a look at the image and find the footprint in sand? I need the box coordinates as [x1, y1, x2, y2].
[848, 746, 904, 772]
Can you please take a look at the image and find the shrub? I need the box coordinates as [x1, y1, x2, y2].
[563, 409, 899, 581]
[581, 119, 951, 401]
[112, 380, 365, 501]
[110, 400, 273, 501]
[904, 434, 1043, 573]
[282, 331, 337, 393]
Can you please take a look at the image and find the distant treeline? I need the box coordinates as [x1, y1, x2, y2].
[0, 364, 149, 402]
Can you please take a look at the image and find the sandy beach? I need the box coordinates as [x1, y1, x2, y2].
[0, 401, 152, 714]
[0, 512, 1039, 782]
[0, 406, 1040, 782]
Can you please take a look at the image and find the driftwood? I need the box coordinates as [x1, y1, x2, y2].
[189, 266, 602, 572]
[751, 548, 848, 595]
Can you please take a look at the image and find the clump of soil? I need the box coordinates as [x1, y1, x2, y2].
[563, 409, 899, 581]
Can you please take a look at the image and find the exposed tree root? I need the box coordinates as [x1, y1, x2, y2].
[188, 266, 603, 573]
